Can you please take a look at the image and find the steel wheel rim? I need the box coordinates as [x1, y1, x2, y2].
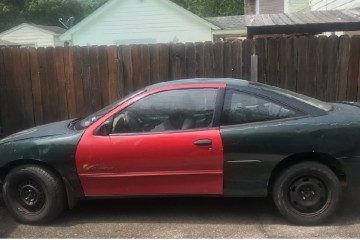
[288, 176, 328, 215]
[16, 179, 46, 215]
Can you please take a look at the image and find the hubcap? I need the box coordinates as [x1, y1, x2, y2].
[288, 176, 328, 214]
[17, 180, 45, 213]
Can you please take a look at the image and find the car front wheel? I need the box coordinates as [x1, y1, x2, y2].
[272, 161, 341, 225]
[2, 165, 66, 224]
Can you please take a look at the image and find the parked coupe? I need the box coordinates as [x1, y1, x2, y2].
[1, 78, 360, 225]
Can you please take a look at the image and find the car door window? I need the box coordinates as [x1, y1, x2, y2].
[222, 90, 297, 125]
[111, 88, 218, 134]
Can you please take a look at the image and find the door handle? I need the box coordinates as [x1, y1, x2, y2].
[193, 139, 212, 146]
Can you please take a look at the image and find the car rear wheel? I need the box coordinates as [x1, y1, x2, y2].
[2, 165, 66, 224]
[272, 161, 341, 225]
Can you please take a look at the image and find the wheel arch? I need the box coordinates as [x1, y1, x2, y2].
[0, 159, 77, 209]
[268, 152, 346, 193]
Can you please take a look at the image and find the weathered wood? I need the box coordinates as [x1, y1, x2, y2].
[28, 48, 43, 125]
[140, 44, 151, 88]
[213, 41, 224, 77]
[108, 46, 120, 102]
[37, 48, 51, 123]
[158, 44, 169, 83]
[316, 36, 329, 101]
[306, 36, 319, 98]
[232, 40, 242, 79]
[64, 47, 77, 118]
[131, 45, 142, 90]
[0, 48, 9, 135]
[278, 38, 287, 89]
[296, 37, 309, 95]
[185, 42, 196, 79]
[120, 45, 133, 95]
[204, 41, 214, 77]
[266, 38, 279, 86]
[46, 47, 60, 122]
[170, 43, 186, 80]
[347, 36, 360, 101]
[242, 39, 253, 81]
[223, 41, 233, 78]
[255, 38, 266, 83]
[89, 46, 102, 111]
[98, 46, 110, 105]
[326, 35, 339, 102]
[195, 42, 205, 77]
[78, 47, 93, 115]
[336, 35, 350, 101]
[54, 47, 68, 120]
[149, 44, 160, 84]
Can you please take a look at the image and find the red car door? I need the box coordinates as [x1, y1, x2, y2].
[76, 85, 225, 196]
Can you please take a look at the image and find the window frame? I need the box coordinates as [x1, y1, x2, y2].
[98, 87, 224, 136]
[220, 89, 306, 127]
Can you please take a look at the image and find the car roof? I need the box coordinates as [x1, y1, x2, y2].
[145, 78, 250, 90]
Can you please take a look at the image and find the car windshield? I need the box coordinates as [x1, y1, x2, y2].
[74, 90, 145, 130]
[252, 82, 333, 112]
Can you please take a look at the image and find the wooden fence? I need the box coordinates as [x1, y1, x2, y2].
[0, 35, 359, 136]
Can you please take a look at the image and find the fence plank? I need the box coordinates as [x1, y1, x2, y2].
[28, 48, 43, 125]
[0, 49, 8, 136]
[306, 37, 319, 98]
[195, 42, 205, 77]
[204, 41, 214, 77]
[326, 36, 339, 102]
[140, 44, 151, 88]
[98, 46, 110, 106]
[108, 46, 120, 102]
[159, 44, 169, 83]
[347, 36, 360, 101]
[186, 42, 196, 78]
[54, 47, 69, 120]
[266, 38, 279, 86]
[20, 49, 35, 128]
[89, 46, 102, 111]
[131, 45, 142, 90]
[242, 39, 253, 81]
[213, 41, 224, 77]
[255, 38, 266, 83]
[150, 45, 160, 84]
[170, 43, 186, 80]
[316, 36, 329, 101]
[223, 41, 233, 78]
[336, 35, 350, 101]
[232, 40, 242, 79]
[296, 37, 309, 95]
[64, 47, 77, 118]
[120, 45, 133, 95]
[80, 47, 93, 115]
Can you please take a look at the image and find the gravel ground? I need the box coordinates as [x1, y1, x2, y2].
[1, 188, 360, 238]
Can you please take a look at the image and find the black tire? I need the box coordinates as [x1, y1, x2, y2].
[2, 165, 66, 224]
[272, 161, 341, 225]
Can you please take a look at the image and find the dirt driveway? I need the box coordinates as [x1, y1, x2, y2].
[1, 189, 360, 238]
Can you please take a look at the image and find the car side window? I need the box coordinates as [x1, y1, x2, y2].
[111, 88, 218, 134]
[222, 90, 297, 125]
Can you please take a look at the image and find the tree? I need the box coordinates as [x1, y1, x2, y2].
[171, 0, 244, 17]
[0, 0, 107, 32]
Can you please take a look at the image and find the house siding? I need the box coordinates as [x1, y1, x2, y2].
[0, 25, 56, 47]
[311, 0, 360, 11]
[285, 0, 311, 12]
[258, 0, 284, 14]
[70, 0, 213, 46]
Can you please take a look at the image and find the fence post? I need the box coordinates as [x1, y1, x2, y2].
[251, 54, 258, 82]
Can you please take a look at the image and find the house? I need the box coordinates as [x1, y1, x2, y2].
[60, 0, 220, 46]
[0, 23, 66, 48]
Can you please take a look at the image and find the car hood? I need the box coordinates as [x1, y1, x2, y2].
[0, 119, 76, 145]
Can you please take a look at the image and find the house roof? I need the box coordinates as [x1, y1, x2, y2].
[60, 0, 220, 41]
[0, 39, 20, 47]
[0, 23, 67, 37]
[208, 8, 360, 36]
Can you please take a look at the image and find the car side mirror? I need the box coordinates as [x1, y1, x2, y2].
[96, 119, 113, 136]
